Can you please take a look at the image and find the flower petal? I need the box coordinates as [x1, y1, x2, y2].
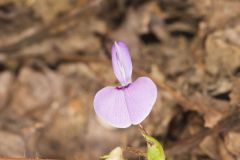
[94, 77, 157, 128]
[94, 86, 131, 128]
[112, 41, 132, 86]
[124, 77, 157, 124]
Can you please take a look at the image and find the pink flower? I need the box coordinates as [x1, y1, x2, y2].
[94, 41, 157, 128]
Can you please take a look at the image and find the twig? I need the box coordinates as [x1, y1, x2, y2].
[165, 107, 240, 156]
[122, 108, 240, 158]
[112, 107, 238, 158]
[123, 146, 146, 157]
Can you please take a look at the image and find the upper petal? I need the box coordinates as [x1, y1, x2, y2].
[124, 77, 157, 124]
[93, 86, 131, 128]
[112, 41, 132, 86]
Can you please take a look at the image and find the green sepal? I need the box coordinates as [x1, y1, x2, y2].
[143, 134, 165, 160]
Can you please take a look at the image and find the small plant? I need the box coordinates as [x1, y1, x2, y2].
[94, 41, 165, 160]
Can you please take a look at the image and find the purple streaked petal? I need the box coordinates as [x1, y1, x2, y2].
[124, 77, 157, 124]
[112, 41, 132, 86]
[94, 86, 131, 128]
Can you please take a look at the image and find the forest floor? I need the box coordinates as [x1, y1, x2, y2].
[0, 0, 240, 159]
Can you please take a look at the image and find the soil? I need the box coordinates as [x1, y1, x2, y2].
[0, 0, 239, 159]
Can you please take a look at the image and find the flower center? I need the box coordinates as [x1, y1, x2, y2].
[116, 83, 131, 90]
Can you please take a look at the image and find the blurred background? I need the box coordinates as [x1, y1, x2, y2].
[0, 0, 239, 159]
